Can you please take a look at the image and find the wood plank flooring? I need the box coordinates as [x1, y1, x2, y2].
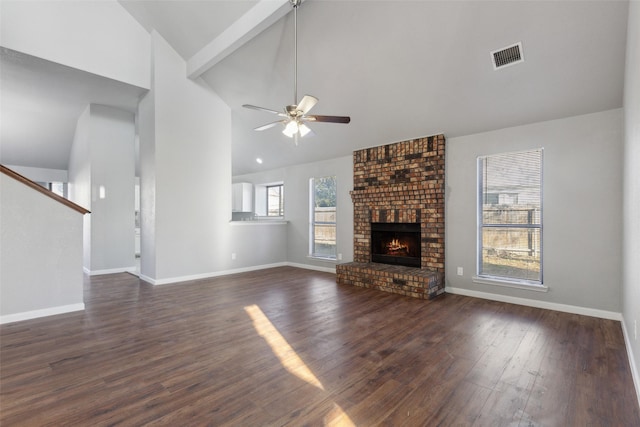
[1, 267, 638, 426]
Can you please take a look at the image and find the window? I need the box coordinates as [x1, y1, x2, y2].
[477, 149, 542, 285]
[253, 182, 284, 217]
[310, 176, 337, 259]
[266, 184, 284, 217]
[37, 181, 67, 198]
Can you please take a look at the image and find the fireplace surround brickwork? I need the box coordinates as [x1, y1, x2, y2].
[336, 135, 446, 299]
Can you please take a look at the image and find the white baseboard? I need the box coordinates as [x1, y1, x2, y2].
[145, 262, 289, 285]
[85, 266, 137, 276]
[139, 262, 336, 286]
[0, 303, 85, 325]
[445, 286, 622, 321]
[621, 318, 640, 408]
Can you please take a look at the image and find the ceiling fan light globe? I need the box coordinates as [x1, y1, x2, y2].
[299, 123, 311, 137]
[283, 120, 299, 138]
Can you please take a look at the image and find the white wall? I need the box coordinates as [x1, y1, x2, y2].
[68, 106, 92, 269]
[446, 109, 623, 316]
[138, 87, 157, 278]
[0, 0, 150, 89]
[3, 165, 67, 183]
[138, 31, 232, 283]
[88, 105, 136, 273]
[233, 155, 354, 272]
[622, 0, 640, 404]
[68, 104, 136, 274]
[0, 173, 85, 323]
[228, 222, 288, 270]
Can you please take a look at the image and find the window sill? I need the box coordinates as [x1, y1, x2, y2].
[229, 220, 288, 226]
[472, 276, 548, 292]
[307, 255, 337, 263]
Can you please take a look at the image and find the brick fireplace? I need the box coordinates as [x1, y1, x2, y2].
[336, 135, 445, 299]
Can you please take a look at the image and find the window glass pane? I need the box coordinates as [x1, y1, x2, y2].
[267, 184, 283, 216]
[481, 150, 541, 225]
[313, 176, 336, 208]
[480, 227, 541, 281]
[313, 224, 336, 257]
[479, 149, 542, 283]
[311, 176, 337, 258]
[50, 182, 65, 197]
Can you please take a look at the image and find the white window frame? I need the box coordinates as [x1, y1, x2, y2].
[474, 149, 546, 291]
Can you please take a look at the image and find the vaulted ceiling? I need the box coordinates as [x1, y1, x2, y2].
[0, 1, 630, 176]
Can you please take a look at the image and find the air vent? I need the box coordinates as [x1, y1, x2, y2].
[491, 42, 524, 70]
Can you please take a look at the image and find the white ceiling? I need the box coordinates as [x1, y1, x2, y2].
[0, 0, 630, 176]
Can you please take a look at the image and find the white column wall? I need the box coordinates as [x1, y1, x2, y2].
[88, 105, 136, 273]
[68, 106, 92, 269]
[139, 31, 232, 283]
[622, 0, 640, 404]
[138, 89, 157, 279]
[68, 104, 136, 274]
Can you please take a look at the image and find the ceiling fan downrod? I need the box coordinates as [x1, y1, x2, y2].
[291, 0, 301, 106]
[242, 0, 351, 141]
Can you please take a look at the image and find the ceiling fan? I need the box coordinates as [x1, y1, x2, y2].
[242, 0, 350, 144]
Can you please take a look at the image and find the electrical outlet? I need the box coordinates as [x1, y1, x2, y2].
[338, 253, 343, 261]
[457, 267, 463, 276]
[231, 253, 237, 260]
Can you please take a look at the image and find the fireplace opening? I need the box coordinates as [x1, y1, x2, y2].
[371, 222, 421, 268]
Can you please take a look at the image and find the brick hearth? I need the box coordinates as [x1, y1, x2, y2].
[337, 135, 445, 300]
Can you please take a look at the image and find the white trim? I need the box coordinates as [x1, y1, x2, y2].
[138, 273, 156, 285]
[139, 262, 336, 286]
[86, 266, 137, 276]
[186, 0, 290, 78]
[445, 286, 622, 321]
[472, 276, 548, 292]
[0, 303, 85, 325]
[146, 262, 289, 286]
[229, 220, 288, 226]
[621, 318, 640, 408]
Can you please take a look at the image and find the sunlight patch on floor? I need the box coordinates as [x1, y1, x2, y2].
[324, 403, 356, 427]
[244, 304, 325, 391]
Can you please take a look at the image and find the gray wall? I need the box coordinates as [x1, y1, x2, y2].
[0, 173, 84, 322]
[233, 155, 354, 272]
[138, 31, 233, 283]
[88, 105, 136, 273]
[446, 109, 623, 314]
[69, 104, 136, 274]
[68, 106, 92, 269]
[622, 0, 640, 400]
[3, 165, 68, 183]
[228, 223, 288, 269]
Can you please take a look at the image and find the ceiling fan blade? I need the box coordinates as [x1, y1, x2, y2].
[243, 104, 287, 117]
[254, 120, 286, 131]
[297, 95, 318, 115]
[306, 115, 351, 124]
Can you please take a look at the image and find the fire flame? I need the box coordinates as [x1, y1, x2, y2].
[386, 238, 408, 252]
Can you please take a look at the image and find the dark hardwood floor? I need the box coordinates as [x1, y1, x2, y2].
[1, 267, 638, 426]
